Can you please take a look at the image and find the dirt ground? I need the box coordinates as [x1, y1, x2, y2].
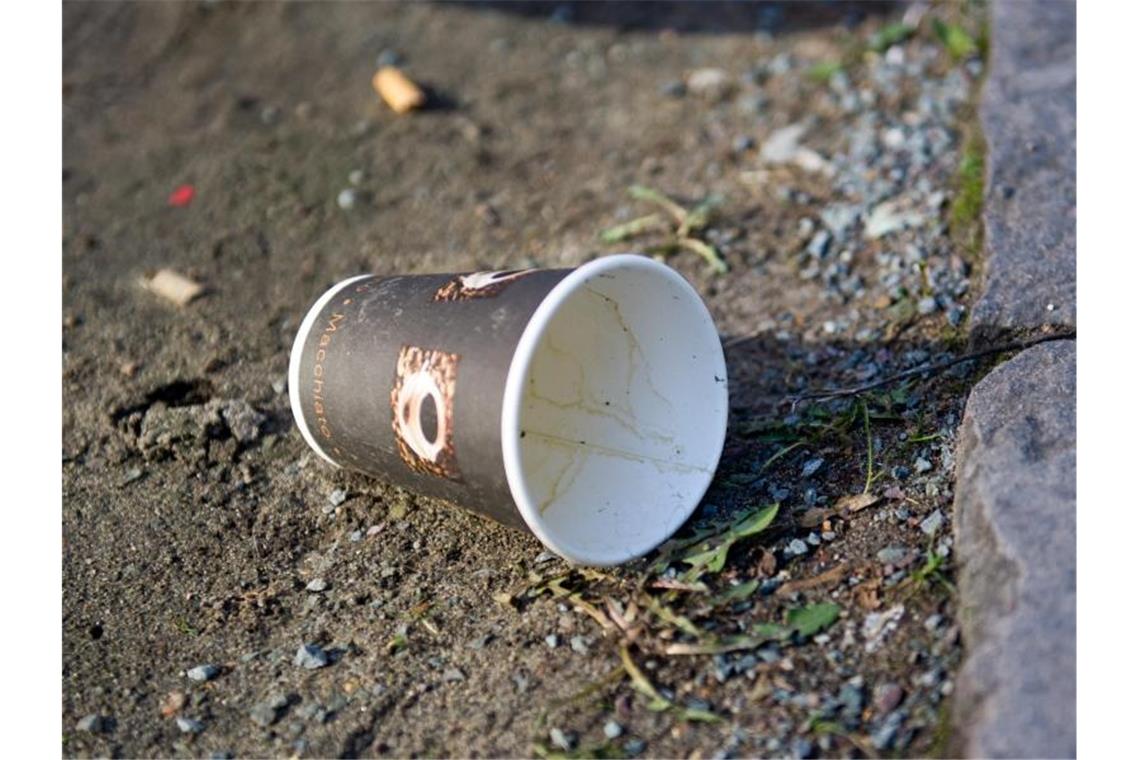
[63, 2, 989, 757]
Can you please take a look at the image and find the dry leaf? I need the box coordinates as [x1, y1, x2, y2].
[836, 493, 882, 513]
[758, 550, 778, 578]
[775, 562, 849, 597]
[854, 579, 882, 610]
[799, 506, 835, 528]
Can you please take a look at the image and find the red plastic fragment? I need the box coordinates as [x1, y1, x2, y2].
[168, 184, 196, 207]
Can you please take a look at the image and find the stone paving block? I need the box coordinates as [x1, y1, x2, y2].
[971, 0, 1075, 342]
[953, 340, 1075, 758]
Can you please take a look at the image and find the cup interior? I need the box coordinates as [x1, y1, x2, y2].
[501, 254, 728, 565]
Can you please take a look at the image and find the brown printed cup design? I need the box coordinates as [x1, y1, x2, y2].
[391, 345, 461, 480]
[433, 269, 537, 301]
[291, 256, 730, 565]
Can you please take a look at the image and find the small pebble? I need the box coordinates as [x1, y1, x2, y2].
[328, 489, 347, 506]
[306, 578, 328, 593]
[785, 538, 809, 557]
[336, 189, 357, 210]
[923, 613, 944, 631]
[544, 634, 559, 648]
[624, 738, 648, 755]
[176, 717, 205, 734]
[805, 231, 830, 259]
[874, 682, 904, 714]
[791, 737, 815, 759]
[550, 727, 576, 751]
[442, 667, 465, 683]
[877, 545, 910, 565]
[917, 297, 938, 315]
[376, 49, 402, 68]
[366, 524, 383, 538]
[919, 510, 944, 536]
[75, 714, 108, 733]
[914, 457, 933, 474]
[872, 712, 903, 750]
[294, 643, 329, 670]
[686, 67, 732, 100]
[659, 80, 686, 98]
[801, 458, 824, 477]
[187, 664, 219, 683]
[348, 169, 365, 186]
[604, 720, 624, 739]
[570, 635, 590, 654]
[249, 695, 288, 728]
[467, 634, 493, 650]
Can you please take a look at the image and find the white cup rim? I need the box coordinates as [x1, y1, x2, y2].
[500, 254, 728, 566]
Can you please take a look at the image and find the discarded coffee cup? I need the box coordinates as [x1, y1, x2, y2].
[289, 254, 728, 565]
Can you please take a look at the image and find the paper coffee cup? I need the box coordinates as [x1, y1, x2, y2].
[289, 254, 728, 565]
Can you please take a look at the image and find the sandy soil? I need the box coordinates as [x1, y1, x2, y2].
[63, 2, 987, 757]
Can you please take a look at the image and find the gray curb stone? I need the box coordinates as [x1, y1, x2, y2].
[952, 340, 1075, 758]
[970, 0, 1075, 344]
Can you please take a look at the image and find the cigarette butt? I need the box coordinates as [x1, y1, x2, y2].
[144, 269, 204, 306]
[372, 66, 426, 114]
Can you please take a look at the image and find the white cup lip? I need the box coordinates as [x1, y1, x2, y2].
[500, 253, 728, 566]
[288, 274, 373, 467]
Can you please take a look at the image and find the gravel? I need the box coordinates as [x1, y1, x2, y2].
[624, 738, 647, 755]
[294, 643, 329, 670]
[686, 68, 732, 100]
[873, 682, 904, 714]
[176, 717, 206, 734]
[784, 538, 809, 557]
[838, 680, 864, 724]
[327, 489, 347, 507]
[544, 634, 559, 648]
[249, 693, 290, 728]
[876, 545, 910, 565]
[919, 509, 945, 535]
[305, 578, 328, 593]
[801, 458, 824, 477]
[604, 720, 624, 739]
[336, 189, 357, 210]
[871, 709, 907, 750]
[914, 457, 934, 474]
[75, 714, 108, 733]
[187, 664, 219, 682]
[791, 737, 814, 759]
[375, 48, 402, 66]
[549, 727, 576, 751]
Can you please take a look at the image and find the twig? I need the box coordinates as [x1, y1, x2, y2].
[861, 400, 873, 494]
[784, 331, 1075, 409]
